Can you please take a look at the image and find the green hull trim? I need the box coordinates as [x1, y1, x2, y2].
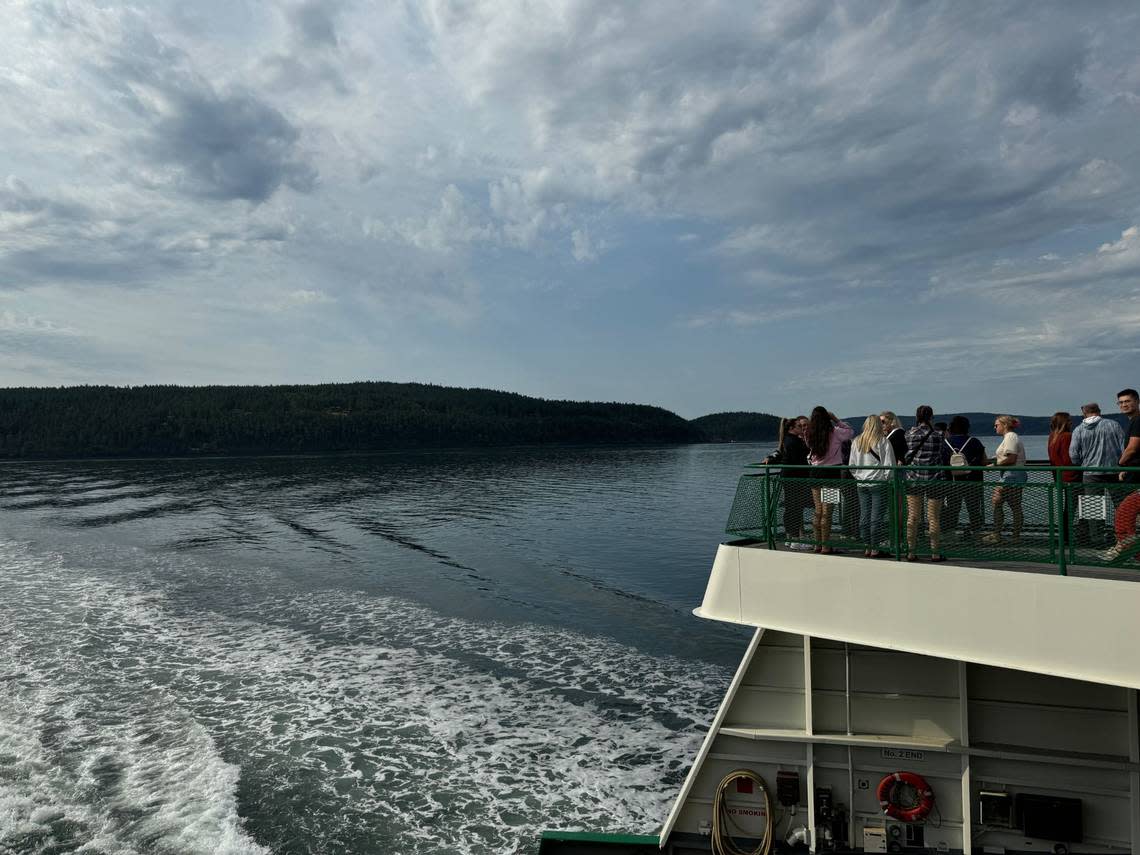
[538, 830, 659, 853]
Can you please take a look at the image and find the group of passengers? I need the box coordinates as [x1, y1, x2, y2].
[765, 389, 1140, 562]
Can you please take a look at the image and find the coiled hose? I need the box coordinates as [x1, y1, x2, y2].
[711, 769, 773, 855]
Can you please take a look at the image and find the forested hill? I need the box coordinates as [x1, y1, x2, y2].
[0, 383, 703, 459]
[690, 411, 782, 441]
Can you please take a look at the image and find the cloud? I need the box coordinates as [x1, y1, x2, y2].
[0, 309, 79, 337]
[259, 1, 352, 95]
[794, 224, 1140, 395]
[0, 299, 134, 384]
[0, 177, 192, 288]
[28, 2, 317, 204]
[488, 176, 555, 249]
[0, 178, 91, 235]
[265, 288, 335, 312]
[936, 225, 1140, 297]
[291, 1, 341, 48]
[570, 228, 598, 263]
[3, 0, 1140, 415]
[0, 175, 297, 290]
[143, 87, 317, 202]
[682, 300, 843, 330]
[1007, 35, 1087, 115]
[418, 1, 1140, 286]
[364, 184, 495, 252]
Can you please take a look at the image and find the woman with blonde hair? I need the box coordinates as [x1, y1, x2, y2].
[985, 414, 1027, 544]
[847, 415, 896, 556]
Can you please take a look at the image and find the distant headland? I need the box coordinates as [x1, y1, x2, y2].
[0, 383, 1120, 459]
[0, 382, 703, 459]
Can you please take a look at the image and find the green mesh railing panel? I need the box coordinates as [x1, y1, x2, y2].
[1062, 481, 1140, 568]
[724, 474, 771, 540]
[903, 473, 1057, 563]
[725, 465, 1140, 574]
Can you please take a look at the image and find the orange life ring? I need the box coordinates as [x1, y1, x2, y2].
[876, 771, 934, 823]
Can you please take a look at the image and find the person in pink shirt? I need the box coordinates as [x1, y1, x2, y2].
[805, 406, 854, 554]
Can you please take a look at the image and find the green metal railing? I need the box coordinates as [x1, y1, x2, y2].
[725, 464, 1140, 574]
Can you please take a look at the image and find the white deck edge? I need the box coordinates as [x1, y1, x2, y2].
[696, 545, 1140, 691]
[657, 626, 765, 848]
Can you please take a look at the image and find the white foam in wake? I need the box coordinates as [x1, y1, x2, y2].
[0, 537, 730, 854]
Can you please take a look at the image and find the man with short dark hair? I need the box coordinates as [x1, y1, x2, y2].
[1118, 388, 1140, 483]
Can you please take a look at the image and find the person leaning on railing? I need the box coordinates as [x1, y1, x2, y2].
[806, 407, 853, 555]
[763, 416, 813, 551]
[984, 415, 1027, 545]
[904, 405, 945, 562]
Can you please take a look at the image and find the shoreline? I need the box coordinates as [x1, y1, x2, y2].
[0, 439, 772, 466]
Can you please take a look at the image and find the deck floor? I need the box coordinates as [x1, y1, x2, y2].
[749, 540, 1140, 582]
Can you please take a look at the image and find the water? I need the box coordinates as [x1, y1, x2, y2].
[0, 444, 766, 854]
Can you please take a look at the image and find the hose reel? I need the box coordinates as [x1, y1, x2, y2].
[711, 769, 774, 855]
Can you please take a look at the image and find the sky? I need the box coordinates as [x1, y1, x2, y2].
[2, 1, 1140, 419]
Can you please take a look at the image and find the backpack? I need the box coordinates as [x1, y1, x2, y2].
[945, 438, 971, 478]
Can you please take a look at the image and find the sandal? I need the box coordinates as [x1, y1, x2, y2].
[864, 549, 872, 557]
[906, 553, 919, 562]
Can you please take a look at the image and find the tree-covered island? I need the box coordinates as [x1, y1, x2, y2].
[0, 382, 727, 459]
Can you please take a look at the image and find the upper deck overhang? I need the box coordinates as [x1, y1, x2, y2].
[696, 543, 1140, 690]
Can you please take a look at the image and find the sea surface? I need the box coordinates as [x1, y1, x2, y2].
[0, 443, 770, 855]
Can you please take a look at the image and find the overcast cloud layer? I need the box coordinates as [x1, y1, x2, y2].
[2, 1, 1140, 417]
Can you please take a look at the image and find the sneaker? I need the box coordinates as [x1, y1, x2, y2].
[981, 533, 1002, 545]
[790, 543, 814, 552]
[1101, 544, 1124, 562]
